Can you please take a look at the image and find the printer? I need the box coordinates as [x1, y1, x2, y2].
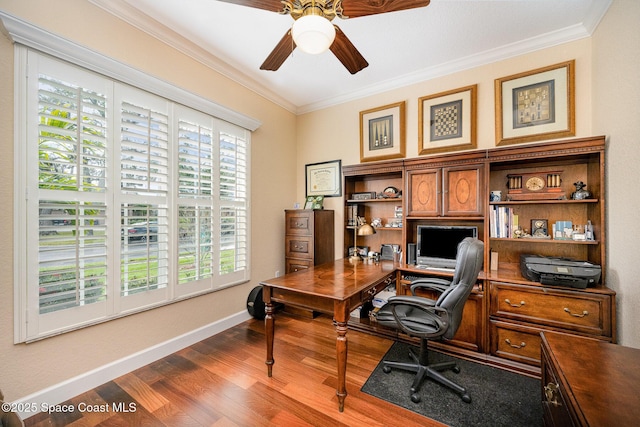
[520, 255, 601, 289]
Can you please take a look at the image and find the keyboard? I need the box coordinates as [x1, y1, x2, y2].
[415, 265, 455, 273]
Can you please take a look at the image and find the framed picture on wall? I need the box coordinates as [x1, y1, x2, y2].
[305, 159, 342, 197]
[418, 84, 477, 155]
[359, 101, 406, 162]
[495, 60, 575, 145]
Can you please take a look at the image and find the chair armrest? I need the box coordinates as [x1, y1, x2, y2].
[410, 278, 452, 296]
[387, 295, 436, 308]
[385, 296, 450, 338]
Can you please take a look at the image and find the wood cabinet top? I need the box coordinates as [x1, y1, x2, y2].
[542, 331, 640, 426]
[343, 135, 606, 172]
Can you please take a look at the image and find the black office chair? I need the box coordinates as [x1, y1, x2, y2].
[376, 237, 484, 404]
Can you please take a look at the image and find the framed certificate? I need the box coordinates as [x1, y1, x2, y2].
[305, 159, 342, 197]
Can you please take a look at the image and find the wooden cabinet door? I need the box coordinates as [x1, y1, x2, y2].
[407, 169, 441, 216]
[449, 293, 484, 353]
[408, 284, 484, 352]
[443, 165, 484, 216]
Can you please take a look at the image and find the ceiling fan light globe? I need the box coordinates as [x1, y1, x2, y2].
[292, 15, 336, 54]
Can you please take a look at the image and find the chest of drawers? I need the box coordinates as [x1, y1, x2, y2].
[489, 281, 615, 367]
[284, 210, 334, 273]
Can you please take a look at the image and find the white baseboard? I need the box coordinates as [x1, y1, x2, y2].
[14, 310, 252, 419]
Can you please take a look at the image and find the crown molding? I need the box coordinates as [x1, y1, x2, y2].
[296, 18, 603, 114]
[88, 0, 611, 115]
[89, 0, 297, 113]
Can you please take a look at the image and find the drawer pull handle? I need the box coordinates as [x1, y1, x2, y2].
[505, 338, 526, 349]
[367, 288, 377, 297]
[505, 298, 525, 308]
[544, 383, 560, 406]
[564, 307, 589, 318]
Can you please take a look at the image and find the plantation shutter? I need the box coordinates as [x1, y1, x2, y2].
[26, 53, 111, 339]
[115, 85, 170, 312]
[218, 126, 249, 284]
[16, 46, 253, 342]
[175, 107, 216, 296]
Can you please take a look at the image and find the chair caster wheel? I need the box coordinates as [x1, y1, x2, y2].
[411, 393, 421, 403]
[452, 365, 461, 374]
[461, 394, 471, 403]
[383, 366, 391, 374]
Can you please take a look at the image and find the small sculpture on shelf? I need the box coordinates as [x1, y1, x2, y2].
[571, 181, 592, 200]
[513, 226, 524, 238]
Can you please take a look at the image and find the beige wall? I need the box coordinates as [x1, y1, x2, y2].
[297, 1, 639, 349]
[592, 0, 640, 348]
[0, 0, 297, 400]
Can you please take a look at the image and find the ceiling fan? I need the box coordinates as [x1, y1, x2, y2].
[217, 0, 431, 74]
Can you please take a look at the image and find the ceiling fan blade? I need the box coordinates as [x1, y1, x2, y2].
[341, 0, 430, 18]
[329, 26, 369, 74]
[214, 0, 284, 13]
[260, 30, 295, 71]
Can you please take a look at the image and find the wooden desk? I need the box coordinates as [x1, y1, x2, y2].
[541, 332, 640, 426]
[259, 259, 396, 411]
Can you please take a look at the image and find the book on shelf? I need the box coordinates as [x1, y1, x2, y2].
[346, 204, 364, 226]
[490, 205, 518, 238]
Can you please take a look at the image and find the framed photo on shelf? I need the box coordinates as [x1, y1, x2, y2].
[348, 246, 369, 257]
[305, 159, 342, 197]
[304, 195, 324, 210]
[419, 84, 477, 155]
[360, 101, 406, 162]
[495, 60, 575, 146]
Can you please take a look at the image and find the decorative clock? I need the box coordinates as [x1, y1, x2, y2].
[506, 171, 564, 201]
[380, 186, 401, 198]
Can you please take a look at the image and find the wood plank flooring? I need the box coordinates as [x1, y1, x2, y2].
[23, 313, 443, 427]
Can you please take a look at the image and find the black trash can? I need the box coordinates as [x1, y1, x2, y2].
[247, 285, 266, 320]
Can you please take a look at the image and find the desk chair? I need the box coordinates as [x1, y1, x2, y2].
[376, 237, 484, 404]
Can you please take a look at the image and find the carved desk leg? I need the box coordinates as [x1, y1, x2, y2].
[264, 285, 274, 377]
[334, 301, 349, 412]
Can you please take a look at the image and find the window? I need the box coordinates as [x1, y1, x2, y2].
[15, 48, 251, 342]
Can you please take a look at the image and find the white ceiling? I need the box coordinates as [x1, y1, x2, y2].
[90, 0, 611, 114]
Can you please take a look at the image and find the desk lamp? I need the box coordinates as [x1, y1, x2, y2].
[349, 217, 376, 264]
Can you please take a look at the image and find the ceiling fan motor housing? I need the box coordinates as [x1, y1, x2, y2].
[283, 0, 344, 21]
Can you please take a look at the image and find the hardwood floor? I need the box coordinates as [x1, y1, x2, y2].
[24, 313, 443, 427]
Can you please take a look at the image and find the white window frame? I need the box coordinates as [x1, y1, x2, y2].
[7, 13, 258, 343]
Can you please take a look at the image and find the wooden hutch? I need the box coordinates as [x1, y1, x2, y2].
[343, 136, 614, 376]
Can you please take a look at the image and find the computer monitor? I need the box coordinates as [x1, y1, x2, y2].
[416, 225, 478, 268]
